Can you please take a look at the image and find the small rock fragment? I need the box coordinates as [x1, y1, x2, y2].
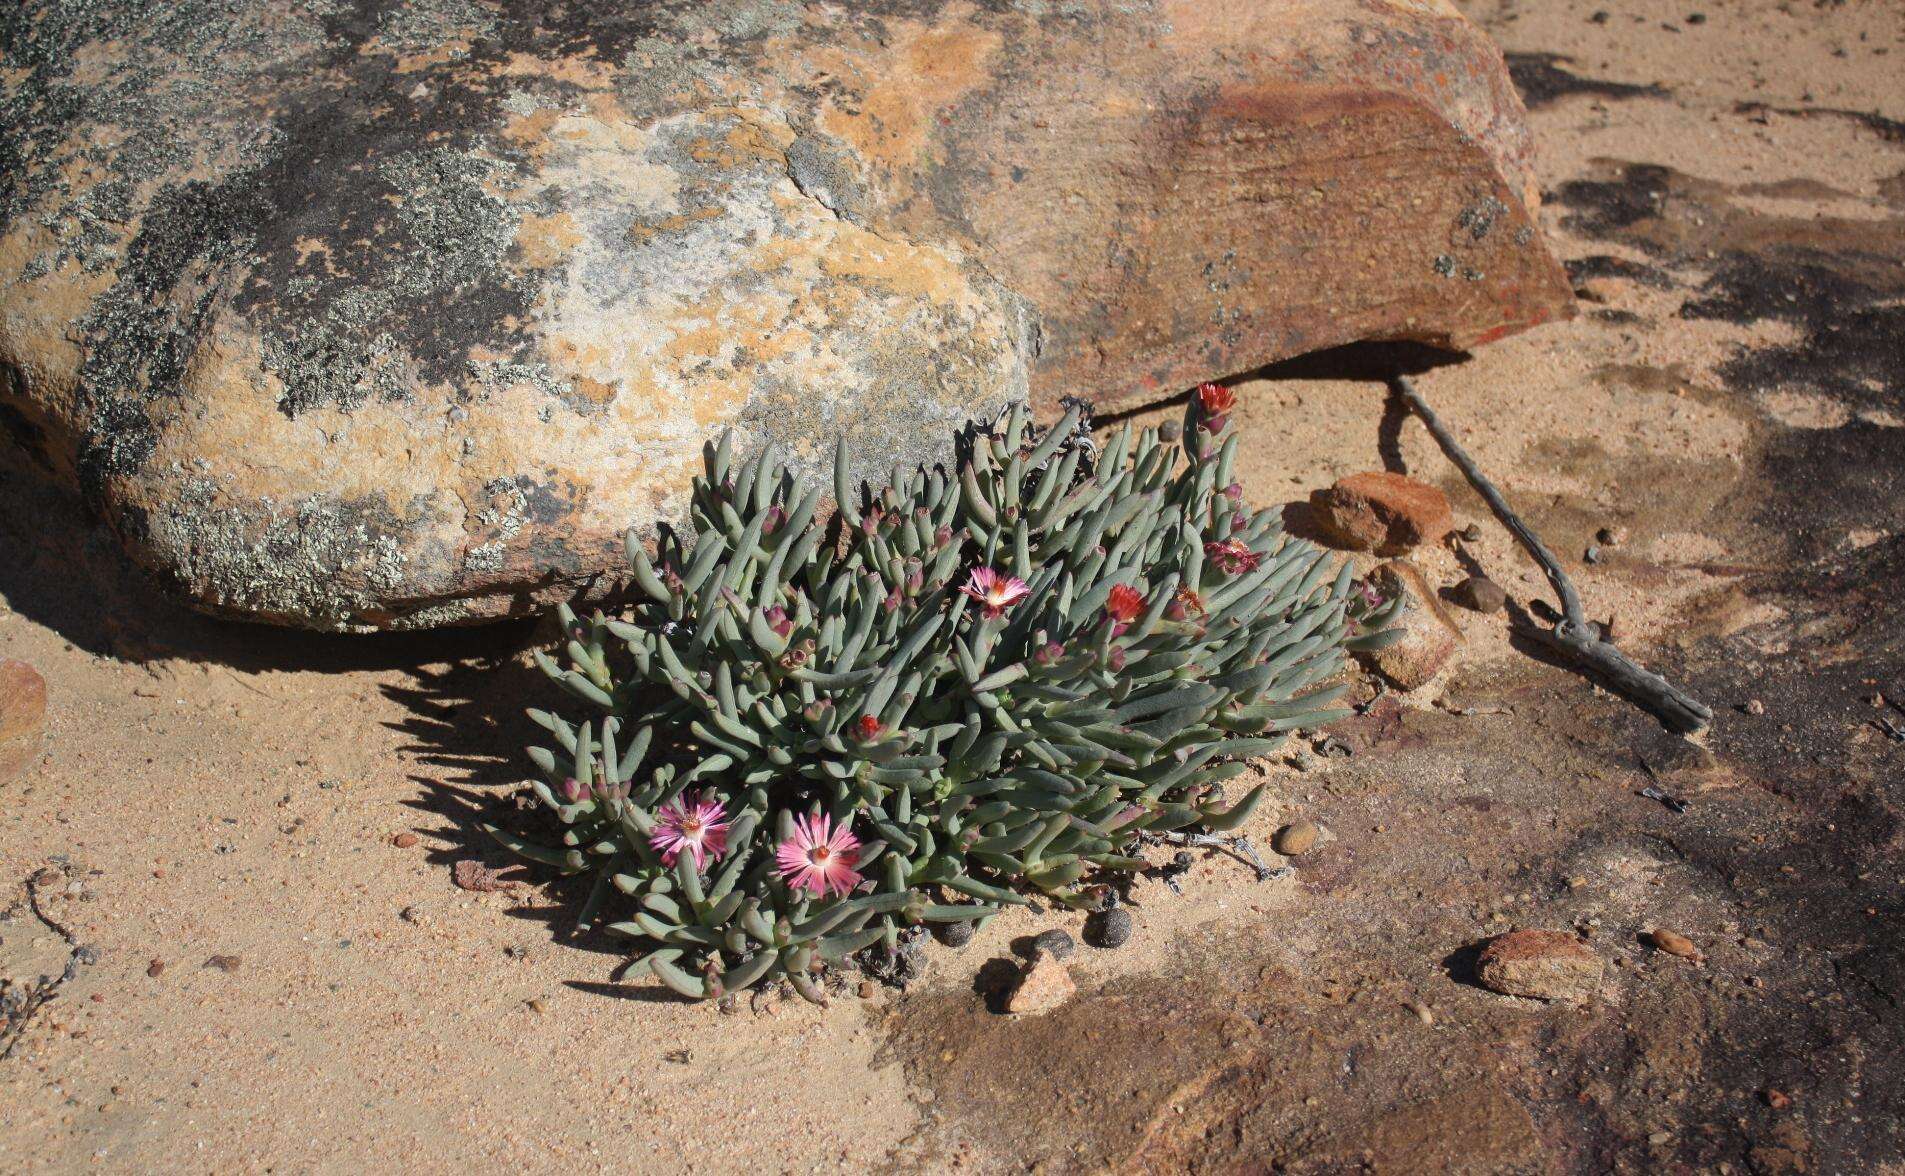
[146, 959, 165, 978]
[1405, 999, 1434, 1025]
[1005, 956, 1076, 1015]
[934, 920, 976, 949]
[1085, 907, 1133, 949]
[1031, 928, 1076, 960]
[1743, 698, 1765, 716]
[1644, 928, 1703, 961]
[1764, 1088, 1791, 1110]
[203, 954, 243, 972]
[453, 859, 523, 892]
[1475, 930, 1604, 1003]
[1273, 819, 1320, 857]
[1310, 472, 1455, 555]
[391, 832, 419, 849]
[1361, 561, 1464, 690]
[857, 980, 878, 1000]
[1597, 525, 1628, 546]
[1450, 575, 1508, 614]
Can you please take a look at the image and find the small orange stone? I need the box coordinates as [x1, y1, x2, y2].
[392, 833, 419, 849]
[1644, 928, 1703, 961]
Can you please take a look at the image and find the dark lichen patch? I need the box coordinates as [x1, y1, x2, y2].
[1748, 421, 1905, 565]
[1733, 99, 1905, 145]
[1564, 254, 1676, 290]
[1505, 52, 1667, 110]
[1679, 249, 1905, 415]
[1553, 162, 1678, 245]
[139, 479, 419, 630]
[237, 137, 534, 418]
[1881, 170, 1905, 210]
[72, 170, 278, 500]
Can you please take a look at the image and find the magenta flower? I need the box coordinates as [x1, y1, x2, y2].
[959, 567, 1031, 618]
[776, 813, 864, 898]
[1204, 538, 1262, 575]
[649, 791, 732, 871]
[763, 605, 793, 638]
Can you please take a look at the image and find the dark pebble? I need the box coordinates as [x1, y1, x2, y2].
[1085, 907, 1134, 949]
[1451, 576, 1507, 614]
[934, 920, 976, 948]
[1032, 928, 1076, 960]
[1157, 420, 1182, 442]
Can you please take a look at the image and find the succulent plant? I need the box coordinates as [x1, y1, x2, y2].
[489, 387, 1401, 1001]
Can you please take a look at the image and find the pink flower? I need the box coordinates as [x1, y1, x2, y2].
[1204, 538, 1261, 575]
[959, 567, 1031, 618]
[650, 791, 732, 871]
[1196, 382, 1236, 416]
[1196, 382, 1236, 436]
[776, 813, 864, 898]
[1104, 583, 1145, 636]
[764, 605, 793, 638]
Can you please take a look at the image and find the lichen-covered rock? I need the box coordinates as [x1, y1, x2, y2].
[0, 0, 1570, 629]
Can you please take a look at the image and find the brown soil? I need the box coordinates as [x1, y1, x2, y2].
[3, 1, 1902, 1171]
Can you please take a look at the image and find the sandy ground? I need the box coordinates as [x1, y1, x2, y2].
[4, 0, 1904, 1171]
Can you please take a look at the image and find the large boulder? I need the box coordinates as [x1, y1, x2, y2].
[0, 0, 1571, 630]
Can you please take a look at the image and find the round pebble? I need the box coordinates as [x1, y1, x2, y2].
[1085, 907, 1133, 949]
[934, 920, 976, 948]
[1451, 576, 1507, 614]
[1032, 928, 1076, 960]
[391, 832, 419, 849]
[1273, 819, 1319, 857]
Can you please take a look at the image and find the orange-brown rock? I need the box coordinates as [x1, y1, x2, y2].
[1006, 956, 1077, 1015]
[0, 1, 1569, 629]
[1312, 472, 1457, 555]
[1477, 930, 1604, 1004]
[1361, 560, 1463, 690]
[0, 658, 47, 785]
